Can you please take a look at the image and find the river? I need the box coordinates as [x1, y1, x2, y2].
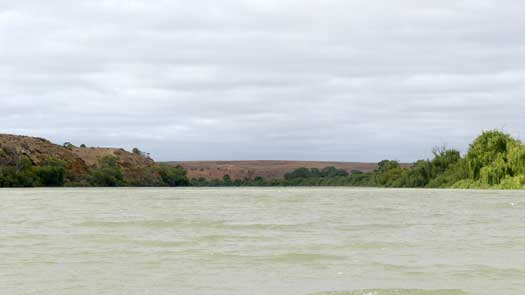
[1, 188, 524, 295]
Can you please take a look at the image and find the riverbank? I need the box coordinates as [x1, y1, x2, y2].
[2, 130, 525, 189]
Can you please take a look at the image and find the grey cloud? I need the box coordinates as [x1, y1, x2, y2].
[0, 0, 524, 161]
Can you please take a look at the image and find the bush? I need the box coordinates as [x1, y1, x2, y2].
[497, 175, 525, 189]
[34, 158, 66, 186]
[157, 164, 189, 187]
[0, 166, 37, 187]
[89, 156, 124, 187]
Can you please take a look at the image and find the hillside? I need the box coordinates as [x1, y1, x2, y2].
[0, 134, 152, 168]
[167, 160, 381, 180]
[2, 130, 523, 189]
[0, 134, 89, 176]
[0, 133, 185, 187]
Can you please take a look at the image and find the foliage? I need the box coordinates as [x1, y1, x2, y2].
[0, 147, 37, 187]
[88, 156, 125, 187]
[0, 166, 37, 187]
[426, 159, 469, 188]
[63, 142, 75, 149]
[33, 158, 67, 186]
[157, 164, 189, 187]
[374, 160, 403, 187]
[2, 129, 525, 189]
[284, 166, 348, 180]
[132, 147, 150, 158]
[195, 130, 525, 190]
[394, 160, 432, 188]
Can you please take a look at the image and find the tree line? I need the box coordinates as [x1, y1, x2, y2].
[188, 130, 525, 189]
[2, 130, 525, 189]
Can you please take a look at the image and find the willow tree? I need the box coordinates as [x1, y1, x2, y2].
[465, 130, 517, 182]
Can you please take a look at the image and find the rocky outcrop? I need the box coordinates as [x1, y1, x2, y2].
[0, 133, 156, 182]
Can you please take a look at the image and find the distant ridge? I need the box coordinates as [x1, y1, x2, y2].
[166, 160, 384, 180]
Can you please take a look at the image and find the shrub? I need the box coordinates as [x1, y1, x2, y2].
[157, 164, 189, 187]
[88, 156, 124, 187]
[34, 158, 66, 186]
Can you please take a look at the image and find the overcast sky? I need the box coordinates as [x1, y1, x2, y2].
[1, 0, 524, 162]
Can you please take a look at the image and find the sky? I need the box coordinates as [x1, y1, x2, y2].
[1, 0, 524, 162]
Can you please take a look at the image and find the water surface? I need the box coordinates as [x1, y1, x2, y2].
[1, 188, 524, 295]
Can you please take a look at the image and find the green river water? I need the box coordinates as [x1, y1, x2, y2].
[1, 188, 524, 295]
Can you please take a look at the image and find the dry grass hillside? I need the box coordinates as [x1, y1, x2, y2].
[71, 147, 154, 168]
[0, 134, 89, 175]
[167, 160, 381, 180]
[0, 134, 155, 181]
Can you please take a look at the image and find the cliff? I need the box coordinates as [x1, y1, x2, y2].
[0, 133, 161, 185]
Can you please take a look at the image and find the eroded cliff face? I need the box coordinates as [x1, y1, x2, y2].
[0, 134, 156, 183]
[0, 134, 89, 177]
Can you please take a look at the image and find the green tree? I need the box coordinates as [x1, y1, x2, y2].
[507, 142, 525, 176]
[284, 167, 311, 180]
[132, 148, 143, 156]
[466, 130, 516, 180]
[89, 156, 124, 187]
[321, 166, 349, 178]
[374, 160, 403, 187]
[394, 160, 431, 188]
[157, 164, 189, 187]
[34, 158, 66, 186]
[430, 147, 461, 176]
[223, 174, 232, 186]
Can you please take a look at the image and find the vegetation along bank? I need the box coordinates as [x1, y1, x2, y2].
[1, 130, 524, 189]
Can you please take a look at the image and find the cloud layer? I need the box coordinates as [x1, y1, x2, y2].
[1, 0, 524, 161]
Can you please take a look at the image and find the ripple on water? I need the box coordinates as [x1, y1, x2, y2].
[265, 252, 345, 263]
[76, 219, 316, 231]
[309, 289, 469, 295]
[2, 188, 524, 295]
[189, 252, 346, 264]
[76, 219, 227, 229]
